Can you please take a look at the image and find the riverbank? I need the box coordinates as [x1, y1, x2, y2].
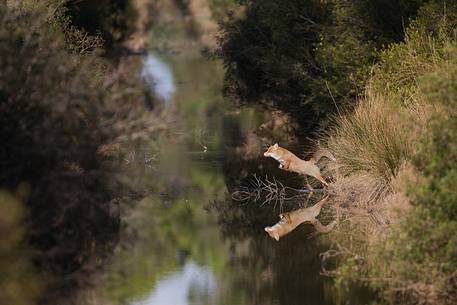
[214, 1, 457, 304]
[323, 3, 457, 304]
[0, 1, 162, 304]
[2, 1, 455, 304]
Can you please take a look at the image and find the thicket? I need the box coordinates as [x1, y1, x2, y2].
[63, 0, 137, 56]
[213, 2, 457, 303]
[324, 2, 457, 304]
[214, 0, 426, 129]
[0, 1, 156, 303]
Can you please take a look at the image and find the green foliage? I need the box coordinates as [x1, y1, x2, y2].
[372, 1, 457, 105]
[0, 2, 154, 301]
[380, 50, 457, 299]
[326, 3, 457, 304]
[328, 1, 457, 185]
[414, 48, 457, 220]
[214, 0, 425, 129]
[381, 208, 457, 280]
[381, 48, 457, 289]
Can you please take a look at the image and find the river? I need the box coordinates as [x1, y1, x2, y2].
[0, 2, 378, 305]
[65, 2, 375, 305]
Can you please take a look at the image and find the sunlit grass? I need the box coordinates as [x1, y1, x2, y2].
[328, 92, 414, 187]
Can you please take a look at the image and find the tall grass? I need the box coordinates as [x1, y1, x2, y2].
[327, 0, 455, 188]
[328, 91, 415, 186]
[322, 2, 457, 304]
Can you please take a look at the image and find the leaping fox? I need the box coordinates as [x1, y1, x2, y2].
[264, 143, 335, 186]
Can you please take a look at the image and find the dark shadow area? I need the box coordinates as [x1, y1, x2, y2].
[0, 3, 155, 304]
[213, 0, 425, 130]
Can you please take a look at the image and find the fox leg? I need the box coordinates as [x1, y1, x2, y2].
[304, 176, 314, 191]
[307, 165, 328, 187]
[314, 172, 329, 187]
[279, 159, 290, 170]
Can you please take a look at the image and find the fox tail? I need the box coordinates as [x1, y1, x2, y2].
[310, 148, 336, 163]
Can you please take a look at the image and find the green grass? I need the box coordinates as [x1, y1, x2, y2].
[323, 2, 457, 304]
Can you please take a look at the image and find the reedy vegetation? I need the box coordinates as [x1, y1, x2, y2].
[325, 2, 457, 304]
[215, 0, 456, 304]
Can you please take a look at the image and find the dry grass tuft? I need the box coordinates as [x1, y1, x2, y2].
[327, 90, 417, 186]
[328, 162, 419, 240]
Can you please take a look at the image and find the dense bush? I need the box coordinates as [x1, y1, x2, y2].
[371, 1, 457, 104]
[0, 2, 155, 302]
[5, 0, 138, 55]
[64, 0, 137, 55]
[328, 1, 457, 186]
[415, 50, 457, 220]
[325, 2, 457, 304]
[370, 50, 457, 305]
[1, 13, 107, 186]
[214, 0, 425, 129]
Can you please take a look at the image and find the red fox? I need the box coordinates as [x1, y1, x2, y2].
[265, 195, 335, 241]
[264, 144, 335, 186]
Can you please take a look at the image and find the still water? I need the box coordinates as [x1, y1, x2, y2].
[75, 3, 375, 305]
[82, 27, 373, 305]
[142, 54, 175, 103]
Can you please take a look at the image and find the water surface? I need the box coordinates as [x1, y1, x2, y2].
[85, 26, 372, 305]
[78, 2, 374, 304]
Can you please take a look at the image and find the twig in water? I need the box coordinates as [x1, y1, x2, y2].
[231, 174, 325, 211]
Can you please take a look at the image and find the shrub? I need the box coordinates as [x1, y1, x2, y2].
[372, 1, 457, 105]
[414, 46, 457, 220]
[63, 0, 138, 55]
[327, 1, 457, 186]
[0, 3, 157, 301]
[214, 0, 425, 129]
[326, 4, 457, 303]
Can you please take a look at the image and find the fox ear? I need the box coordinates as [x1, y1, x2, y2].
[273, 233, 280, 241]
[274, 143, 278, 148]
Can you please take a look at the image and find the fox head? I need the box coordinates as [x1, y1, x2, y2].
[265, 226, 280, 241]
[264, 143, 279, 157]
[264, 213, 290, 241]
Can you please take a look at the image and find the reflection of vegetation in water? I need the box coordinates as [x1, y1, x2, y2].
[209, 195, 343, 305]
[0, 2, 160, 304]
[99, 44, 238, 305]
[213, 0, 426, 129]
[97, 32, 277, 305]
[100, 141, 374, 305]
[149, 0, 201, 51]
[0, 189, 41, 305]
[100, 194, 231, 304]
[69, 1, 374, 304]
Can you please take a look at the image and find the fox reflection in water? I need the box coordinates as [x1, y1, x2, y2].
[265, 195, 336, 241]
